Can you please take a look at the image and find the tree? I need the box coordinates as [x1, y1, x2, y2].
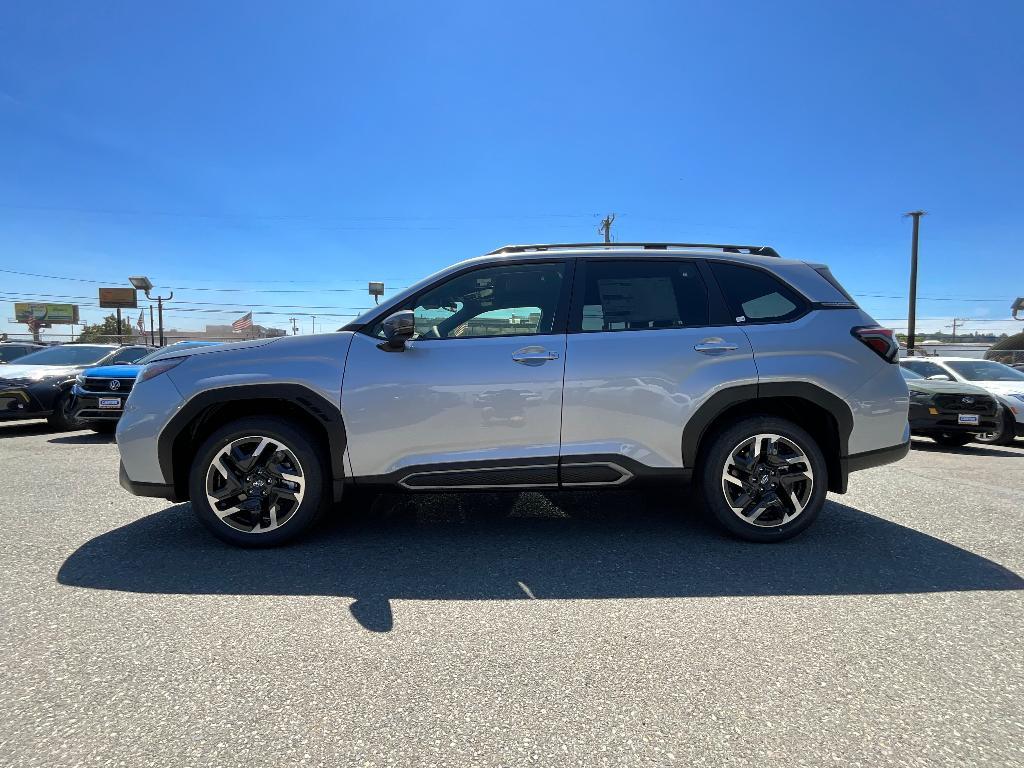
[75, 313, 134, 343]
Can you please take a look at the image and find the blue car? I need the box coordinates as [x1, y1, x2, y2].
[71, 342, 222, 432]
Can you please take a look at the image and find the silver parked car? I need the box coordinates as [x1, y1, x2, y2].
[116, 242, 910, 546]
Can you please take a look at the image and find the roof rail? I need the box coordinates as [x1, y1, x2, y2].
[487, 242, 780, 258]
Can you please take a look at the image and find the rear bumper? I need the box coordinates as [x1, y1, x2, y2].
[119, 461, 178, 500]
[842, 438, 911, 476]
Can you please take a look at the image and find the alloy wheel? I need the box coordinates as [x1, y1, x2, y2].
[205, 435, 305, 534]
[720, 433, 814, 528]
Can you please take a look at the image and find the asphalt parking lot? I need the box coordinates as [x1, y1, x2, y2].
[2, 422, 1022, 767]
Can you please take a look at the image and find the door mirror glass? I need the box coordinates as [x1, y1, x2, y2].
[380, 310, 416, 350]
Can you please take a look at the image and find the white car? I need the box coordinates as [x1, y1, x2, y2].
[900, 357, 1024, 445]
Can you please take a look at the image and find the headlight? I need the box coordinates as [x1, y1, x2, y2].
[1011, 394, 1024, 403]
[909, 390, 934, 402]
[75, 374, 85, 385]
[137, 357, 185, 383]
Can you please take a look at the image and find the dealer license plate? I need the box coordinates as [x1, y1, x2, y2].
[98, 398, 123, 409]
[957, 414, 980, 425]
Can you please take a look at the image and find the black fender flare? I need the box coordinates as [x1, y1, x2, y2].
[157, 383, 347, 497]
[681, 382, 854, 468]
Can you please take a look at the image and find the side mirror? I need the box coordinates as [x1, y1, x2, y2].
[380, 310, 415, 350]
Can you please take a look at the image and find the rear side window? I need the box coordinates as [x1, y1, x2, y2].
[576, 260, 709, 332]
[709, 262, 806, 323]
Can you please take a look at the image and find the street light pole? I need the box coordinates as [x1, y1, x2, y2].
[903, 210, 926, 355]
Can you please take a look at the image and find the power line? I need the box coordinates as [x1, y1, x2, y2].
[0, 290, 370, 312]
[0, 267, 409, 294]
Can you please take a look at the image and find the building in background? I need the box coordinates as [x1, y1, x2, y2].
[162, 323, 287, 342]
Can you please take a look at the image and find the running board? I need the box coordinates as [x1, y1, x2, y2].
[396, 461, 634, 490]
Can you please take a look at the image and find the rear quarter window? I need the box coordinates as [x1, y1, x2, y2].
[709, 262, 807, 324]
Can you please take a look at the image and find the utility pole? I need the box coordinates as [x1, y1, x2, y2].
[946, 317, 968, 343]
[144, 290, 174, 346]
[903, 210, 926, 355]
[149, 305, 155, 345]
[311, 315, 317, 335]
[289, 317, 298, 335]
[116, 307, 123, 344]
[598, 213, 616, 243]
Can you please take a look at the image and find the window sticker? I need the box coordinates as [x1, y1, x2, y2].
[597, 277, 679, 326]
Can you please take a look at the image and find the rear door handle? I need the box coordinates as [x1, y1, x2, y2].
[694, 338, 739, 354]
[512, 347, 560, 366]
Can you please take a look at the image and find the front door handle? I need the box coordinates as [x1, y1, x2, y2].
[512, 346, 560, 366]
[694, 338, 739, 355]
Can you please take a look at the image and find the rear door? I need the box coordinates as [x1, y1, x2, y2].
[560, 258, 757, 479]
[342, 260, 571, 486]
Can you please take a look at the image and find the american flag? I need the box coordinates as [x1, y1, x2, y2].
[232, 311, 253, 333]
[137, 309, 145, 335]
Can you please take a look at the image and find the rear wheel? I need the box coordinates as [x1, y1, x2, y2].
[973, 410, 1016, 446]
[932, 433, 972, 447]
[698, 416, 827, 542]
[188, 417, 328, 547]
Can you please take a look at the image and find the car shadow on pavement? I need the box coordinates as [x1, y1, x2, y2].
[48, 432, 115, 445]
[910, 440, 1022, 458]
[0, 421, 59, 438]
[58, 491, 1024, 632]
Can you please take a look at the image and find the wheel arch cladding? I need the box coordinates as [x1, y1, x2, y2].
[683, 383, 853, 494]
[158, 384, 347, 502]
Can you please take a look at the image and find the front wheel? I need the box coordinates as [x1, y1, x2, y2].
[698, 416, 827, 543]
[47, 389, 83, 431]
[973, 410, 1016, 446]
[188, 417, 328, 547]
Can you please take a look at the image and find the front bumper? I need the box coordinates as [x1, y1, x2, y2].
[119, 461, 177, 500]
[71, 385, 126, 421]
[908, 402, 1000, 435]
[0, 384, 53, 421]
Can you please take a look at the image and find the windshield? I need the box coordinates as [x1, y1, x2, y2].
[0, 346, 34, 362]
[946, 360, 1024, 382]
[13, 345, 114, 366]
[900, 367, 924, 380]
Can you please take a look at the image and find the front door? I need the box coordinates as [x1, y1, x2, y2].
[341, 260, 570, 487]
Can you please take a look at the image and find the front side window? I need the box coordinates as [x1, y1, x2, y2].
[902, 360, 949, 379]
[375, 262, 565, 340]
[710, 262, 805, 323]
[577, 260, 709, 332]
[109, 347, 149, 364]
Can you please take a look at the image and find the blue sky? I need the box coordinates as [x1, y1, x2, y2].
[1, 1, 1022, 338]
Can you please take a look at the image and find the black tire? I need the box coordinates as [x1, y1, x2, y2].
[973, 410, 1016, 446]
[87, 421, 117, 434]
[46, 389, 83, 431]
[188, 417, 329, 547]
[697, 415, 828, 543]
[932, 433, 972, 447]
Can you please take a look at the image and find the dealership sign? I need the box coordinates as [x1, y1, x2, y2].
[98, 287, 138, 309]
[14, 302, 80, 325]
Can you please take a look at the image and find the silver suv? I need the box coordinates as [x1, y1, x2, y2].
[116, 242, 910, 546]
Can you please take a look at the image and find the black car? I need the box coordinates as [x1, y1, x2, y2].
[901, 367, 1001, 447]
[0, 341, 46, 364]
[0, 344, 152, 429]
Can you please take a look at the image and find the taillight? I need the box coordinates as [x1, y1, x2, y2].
[852, 326, 899, 363]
